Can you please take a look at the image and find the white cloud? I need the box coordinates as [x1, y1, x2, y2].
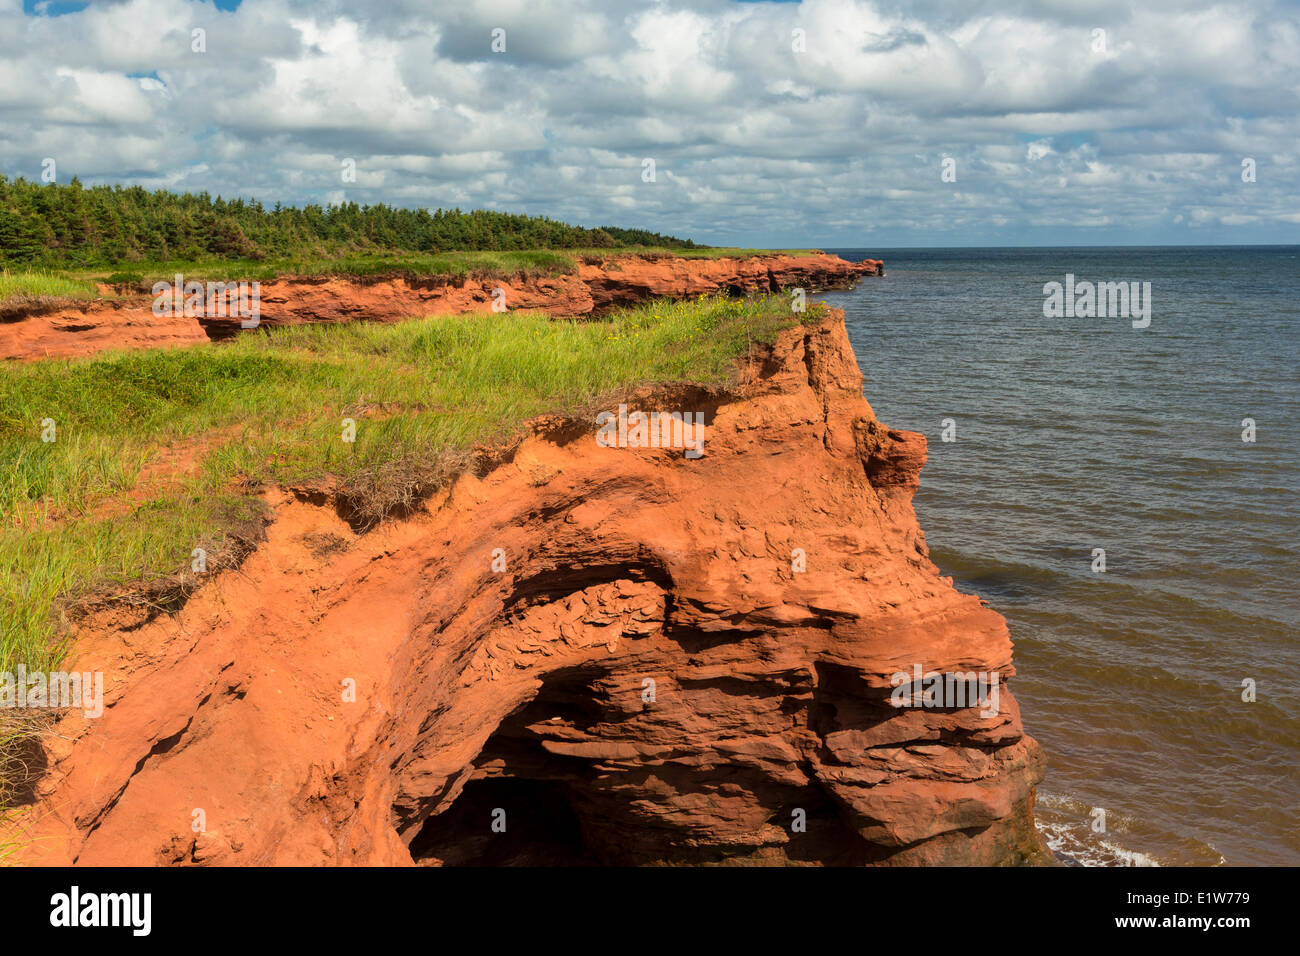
[0, 0, 1295, 245]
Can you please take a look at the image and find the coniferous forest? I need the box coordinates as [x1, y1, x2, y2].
[0, 176, 698, 267]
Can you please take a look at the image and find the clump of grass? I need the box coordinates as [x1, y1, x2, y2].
[77, 250, 581, 287]
[571, 246, 817, 261]
[0, 270, 99, 306]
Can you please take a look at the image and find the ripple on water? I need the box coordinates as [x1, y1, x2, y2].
[823, 246, 1300, 866]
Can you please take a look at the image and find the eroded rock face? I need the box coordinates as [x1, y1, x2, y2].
[8, 311, 1047, 866]
[0, 253, 881, 361]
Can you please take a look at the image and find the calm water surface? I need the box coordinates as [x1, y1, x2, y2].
[824, 246, 1299, 866]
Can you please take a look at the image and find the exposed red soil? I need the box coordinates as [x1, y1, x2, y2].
[6, 309, 1047, 866]
[0, 253, 881, 362]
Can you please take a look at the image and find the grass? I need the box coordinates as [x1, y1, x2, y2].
[0, 270, 99, 303]
[83, 249, 582, 286]
[629, 247, 816, 259]
[0, 293, 821, 690]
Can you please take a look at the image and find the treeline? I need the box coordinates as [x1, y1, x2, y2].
[0, 176, 699, 267]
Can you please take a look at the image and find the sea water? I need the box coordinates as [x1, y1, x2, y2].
[823, 245, 1299, 866]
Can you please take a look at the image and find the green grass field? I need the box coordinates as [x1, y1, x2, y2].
[85, 249, 581, 286]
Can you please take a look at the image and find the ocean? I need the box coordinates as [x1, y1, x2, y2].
[822, 246, 1299, 866]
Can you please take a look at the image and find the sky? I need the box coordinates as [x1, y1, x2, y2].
[2, 0, 1297, 247]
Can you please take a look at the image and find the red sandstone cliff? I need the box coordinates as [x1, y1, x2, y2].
[0, 252, 881, 362]
[6, 310, 1047, 866]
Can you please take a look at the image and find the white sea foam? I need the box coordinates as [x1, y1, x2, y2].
[1035, 792, 1161, 867]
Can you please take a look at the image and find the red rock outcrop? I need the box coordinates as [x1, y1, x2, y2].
[0, 253, 881, 362]
[5, 309, 1047, 866]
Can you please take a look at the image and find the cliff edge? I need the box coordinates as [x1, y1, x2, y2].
[7, 309, 1048, 866]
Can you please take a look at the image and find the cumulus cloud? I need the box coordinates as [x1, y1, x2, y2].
[0, 0, 1296, 245]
